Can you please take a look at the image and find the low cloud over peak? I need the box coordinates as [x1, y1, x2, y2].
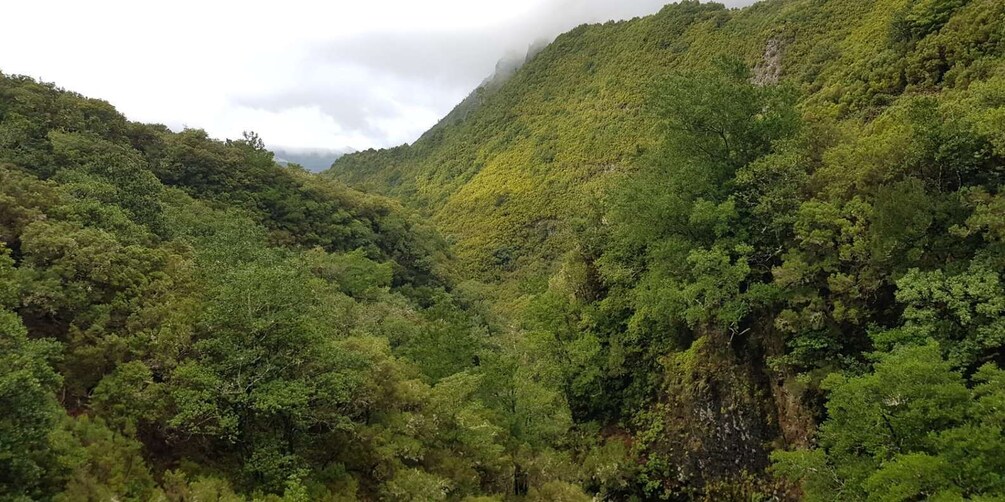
[1, 0, 754, 151]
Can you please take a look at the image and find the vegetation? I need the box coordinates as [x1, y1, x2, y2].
[0, 73, 596, 501]
[329, 0, 1005, 499]
[3, 0, 1005, 500]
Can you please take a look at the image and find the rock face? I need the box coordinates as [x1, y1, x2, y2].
[762, 327, 818, 451]
[638, 334, 796, 500]
[752, 39, 784, 86]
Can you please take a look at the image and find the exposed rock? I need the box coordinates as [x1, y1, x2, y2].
[762, 328, 818, 450]
[752, 38, 784, 86]
[639, 332, 797, 500]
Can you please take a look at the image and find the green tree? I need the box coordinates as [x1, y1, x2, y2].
[0, 309, 63, 500]
[773, 344, 1005, 500]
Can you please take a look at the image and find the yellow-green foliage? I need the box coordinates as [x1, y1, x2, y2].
[334, 1, 1005, 498]
[4, 0, 1005, 499]
[329, 0, 1005, 301]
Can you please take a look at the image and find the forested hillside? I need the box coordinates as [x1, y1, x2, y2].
[328, 0, 1005, 499]
[0, 74, 611, 501]
[330, 0, 1005, 286]
[3, 0, 1005, 500]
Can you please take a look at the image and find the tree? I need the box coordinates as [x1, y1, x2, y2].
[773, 343, 1005, 500]
[0, 309, 63, 499]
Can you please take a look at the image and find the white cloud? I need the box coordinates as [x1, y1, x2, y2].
[0, 0, 755, 151]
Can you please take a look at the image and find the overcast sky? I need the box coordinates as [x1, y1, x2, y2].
[1, 0, 753, 152]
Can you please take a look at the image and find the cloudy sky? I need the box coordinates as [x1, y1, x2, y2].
[1, 0, 752, 152]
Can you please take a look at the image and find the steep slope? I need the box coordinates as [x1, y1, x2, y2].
[326, 0, 1005, 499]
[0, 73, 601, 501]
[3, 0, 1004, 499]
[329, 0, 1004, 287]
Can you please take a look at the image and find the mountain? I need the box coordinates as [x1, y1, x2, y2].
[3, 0, 1005, 500]
[418, 39, 551, 145]
[0, 73, 530, 501]
[326, 0, 1005, 499]
[328, 0, 1005, 285]
[272, 147, 355, 172]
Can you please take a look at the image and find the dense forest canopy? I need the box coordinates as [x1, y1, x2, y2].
[3, 0, 1005, 500]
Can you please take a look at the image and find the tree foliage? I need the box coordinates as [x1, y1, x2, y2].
[3, 0, 1005, 499]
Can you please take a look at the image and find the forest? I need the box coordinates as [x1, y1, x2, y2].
[2, 0, 1005, 500]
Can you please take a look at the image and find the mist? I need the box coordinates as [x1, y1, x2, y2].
[0, 0, 756, 151]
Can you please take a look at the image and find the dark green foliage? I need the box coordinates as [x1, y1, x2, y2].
[327, 0, 1005, 498]
[0, 308, 62, 500]
[892, 0, 970, 44]
[773, 345, 1005, 501]
[3, 0, 1005, 499]
[0, 70, 593, 500]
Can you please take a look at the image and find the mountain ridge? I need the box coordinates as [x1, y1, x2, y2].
[328, 0, 1004, 287]
[324, 0, 1005, 498]
[2, 0, 1005, 499]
